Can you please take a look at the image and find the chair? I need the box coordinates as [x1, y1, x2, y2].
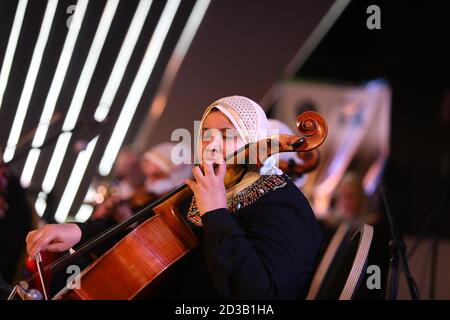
[307, 223, 374, 300]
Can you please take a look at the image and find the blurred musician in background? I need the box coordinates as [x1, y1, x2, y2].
[91, 143, 192, 224]
[141, 142, 193, 197]
[319, 172, 380, 240]
[91, 146, 145, 223]
[318, 172, 390, 299]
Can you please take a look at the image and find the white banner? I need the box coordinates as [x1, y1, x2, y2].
[272, 79, 391, 216]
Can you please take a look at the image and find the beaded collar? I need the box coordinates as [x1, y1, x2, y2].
[186, 174, 288, 226]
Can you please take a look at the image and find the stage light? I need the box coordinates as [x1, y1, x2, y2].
[74, 204, 94, 222]
[54, 137, 98, 223]
[99, 0, 181, 176]
[40, 0, 119, 193]
[35, 192, 47, 217]
[134, 0, 211, 149]
[74, 185, 96, 222]
[0, 0, 28, 113]
[95, 0, 153, 122]
[3, 0, 58, 163]
[42, 131, 72, 193]
[20, 0, 89, 187]
[20, 148, 40, 187]
[56, 0, 153, 221]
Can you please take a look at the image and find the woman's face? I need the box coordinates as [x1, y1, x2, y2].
[200, 110, 244, 164]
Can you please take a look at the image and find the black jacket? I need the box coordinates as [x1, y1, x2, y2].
[77, 176, 321, 299]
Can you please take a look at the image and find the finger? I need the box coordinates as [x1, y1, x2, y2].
[29, 232, 57, 259]
[43, 243, 69, 253]
[26, 229, 39, 245]
[27, 229, 47, 255]
[26, 230, 42, 256]
[216, 162, 227, 178]
[192, 166, 204, 182]
[203, 162, 214, 177]
[185, 179, 197, 192]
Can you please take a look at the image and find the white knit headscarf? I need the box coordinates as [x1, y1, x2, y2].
[187, 96, 284, 226]
[198, 95, 282, 176]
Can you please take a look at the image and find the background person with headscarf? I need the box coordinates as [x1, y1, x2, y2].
[141, 142, 193, 196]
[90, 147, 145, 222]
[91, 143, 192, 224]
[25, 96, 321, 300]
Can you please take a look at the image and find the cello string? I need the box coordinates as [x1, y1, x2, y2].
[7, 286, 17, 300]
[36, 253, 49, 300]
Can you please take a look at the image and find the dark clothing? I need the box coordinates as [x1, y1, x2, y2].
[0, 173, 33, 284]
[77, 175, 321, 299]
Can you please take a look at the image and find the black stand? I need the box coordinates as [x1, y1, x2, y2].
[406, 153, 448, 299]
[403, 94, 449, 299]
[4, 116, 104, 166]
[379, 182, 420, 300]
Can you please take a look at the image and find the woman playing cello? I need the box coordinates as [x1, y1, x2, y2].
[26, 96, 322, 299]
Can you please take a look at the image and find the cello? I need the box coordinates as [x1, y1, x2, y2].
[278, 150, 321, 178]
[13, 111, 327, 300]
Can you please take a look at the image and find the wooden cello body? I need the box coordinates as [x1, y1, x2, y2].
[56, 186, 196, 299]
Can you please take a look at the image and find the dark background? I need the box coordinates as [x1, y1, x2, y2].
[297, 0, 450, 237]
